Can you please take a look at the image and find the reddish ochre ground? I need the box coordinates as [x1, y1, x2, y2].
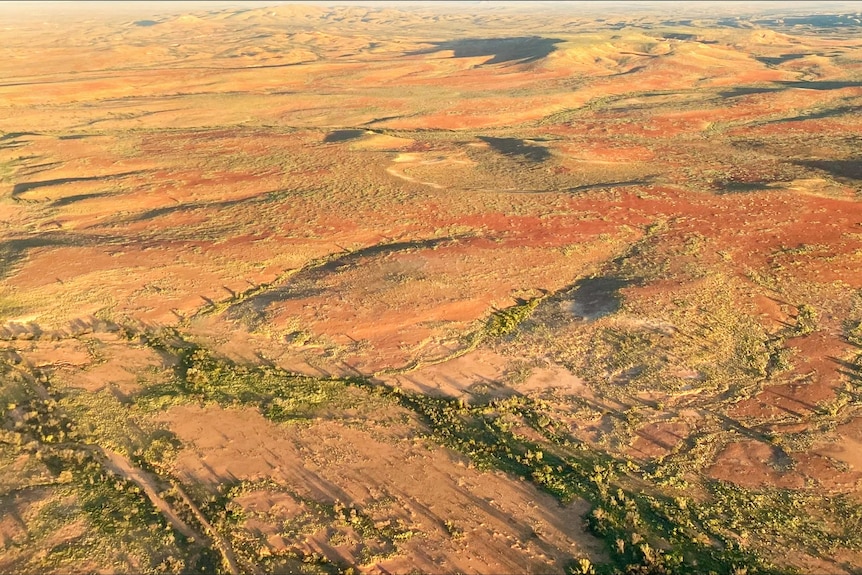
[1, 2, 862, 574]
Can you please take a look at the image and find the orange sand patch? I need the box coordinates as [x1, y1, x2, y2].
[708, 440, 805, 489]
[629, 420, 691, 459]
[160, 404, 607, 573]
[813, 417, 862, 474]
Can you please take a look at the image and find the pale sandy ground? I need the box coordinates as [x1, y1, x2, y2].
[2, 1, 862, 573]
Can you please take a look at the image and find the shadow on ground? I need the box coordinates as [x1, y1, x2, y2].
[406, 36, 563, 66]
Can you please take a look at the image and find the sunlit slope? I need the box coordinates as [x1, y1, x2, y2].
[1, 3, 862, 574]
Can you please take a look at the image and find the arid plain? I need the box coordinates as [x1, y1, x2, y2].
[2, 2, 862, 574]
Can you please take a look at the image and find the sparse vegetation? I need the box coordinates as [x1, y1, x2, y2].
[103, 318, 855, 574]
[0, 363, 209, 574]
[2, 1, 862, 573]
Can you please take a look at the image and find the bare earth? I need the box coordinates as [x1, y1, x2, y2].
[2, 1, 862, 574]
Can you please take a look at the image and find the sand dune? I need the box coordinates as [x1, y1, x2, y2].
[2, 2, 862, 574]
